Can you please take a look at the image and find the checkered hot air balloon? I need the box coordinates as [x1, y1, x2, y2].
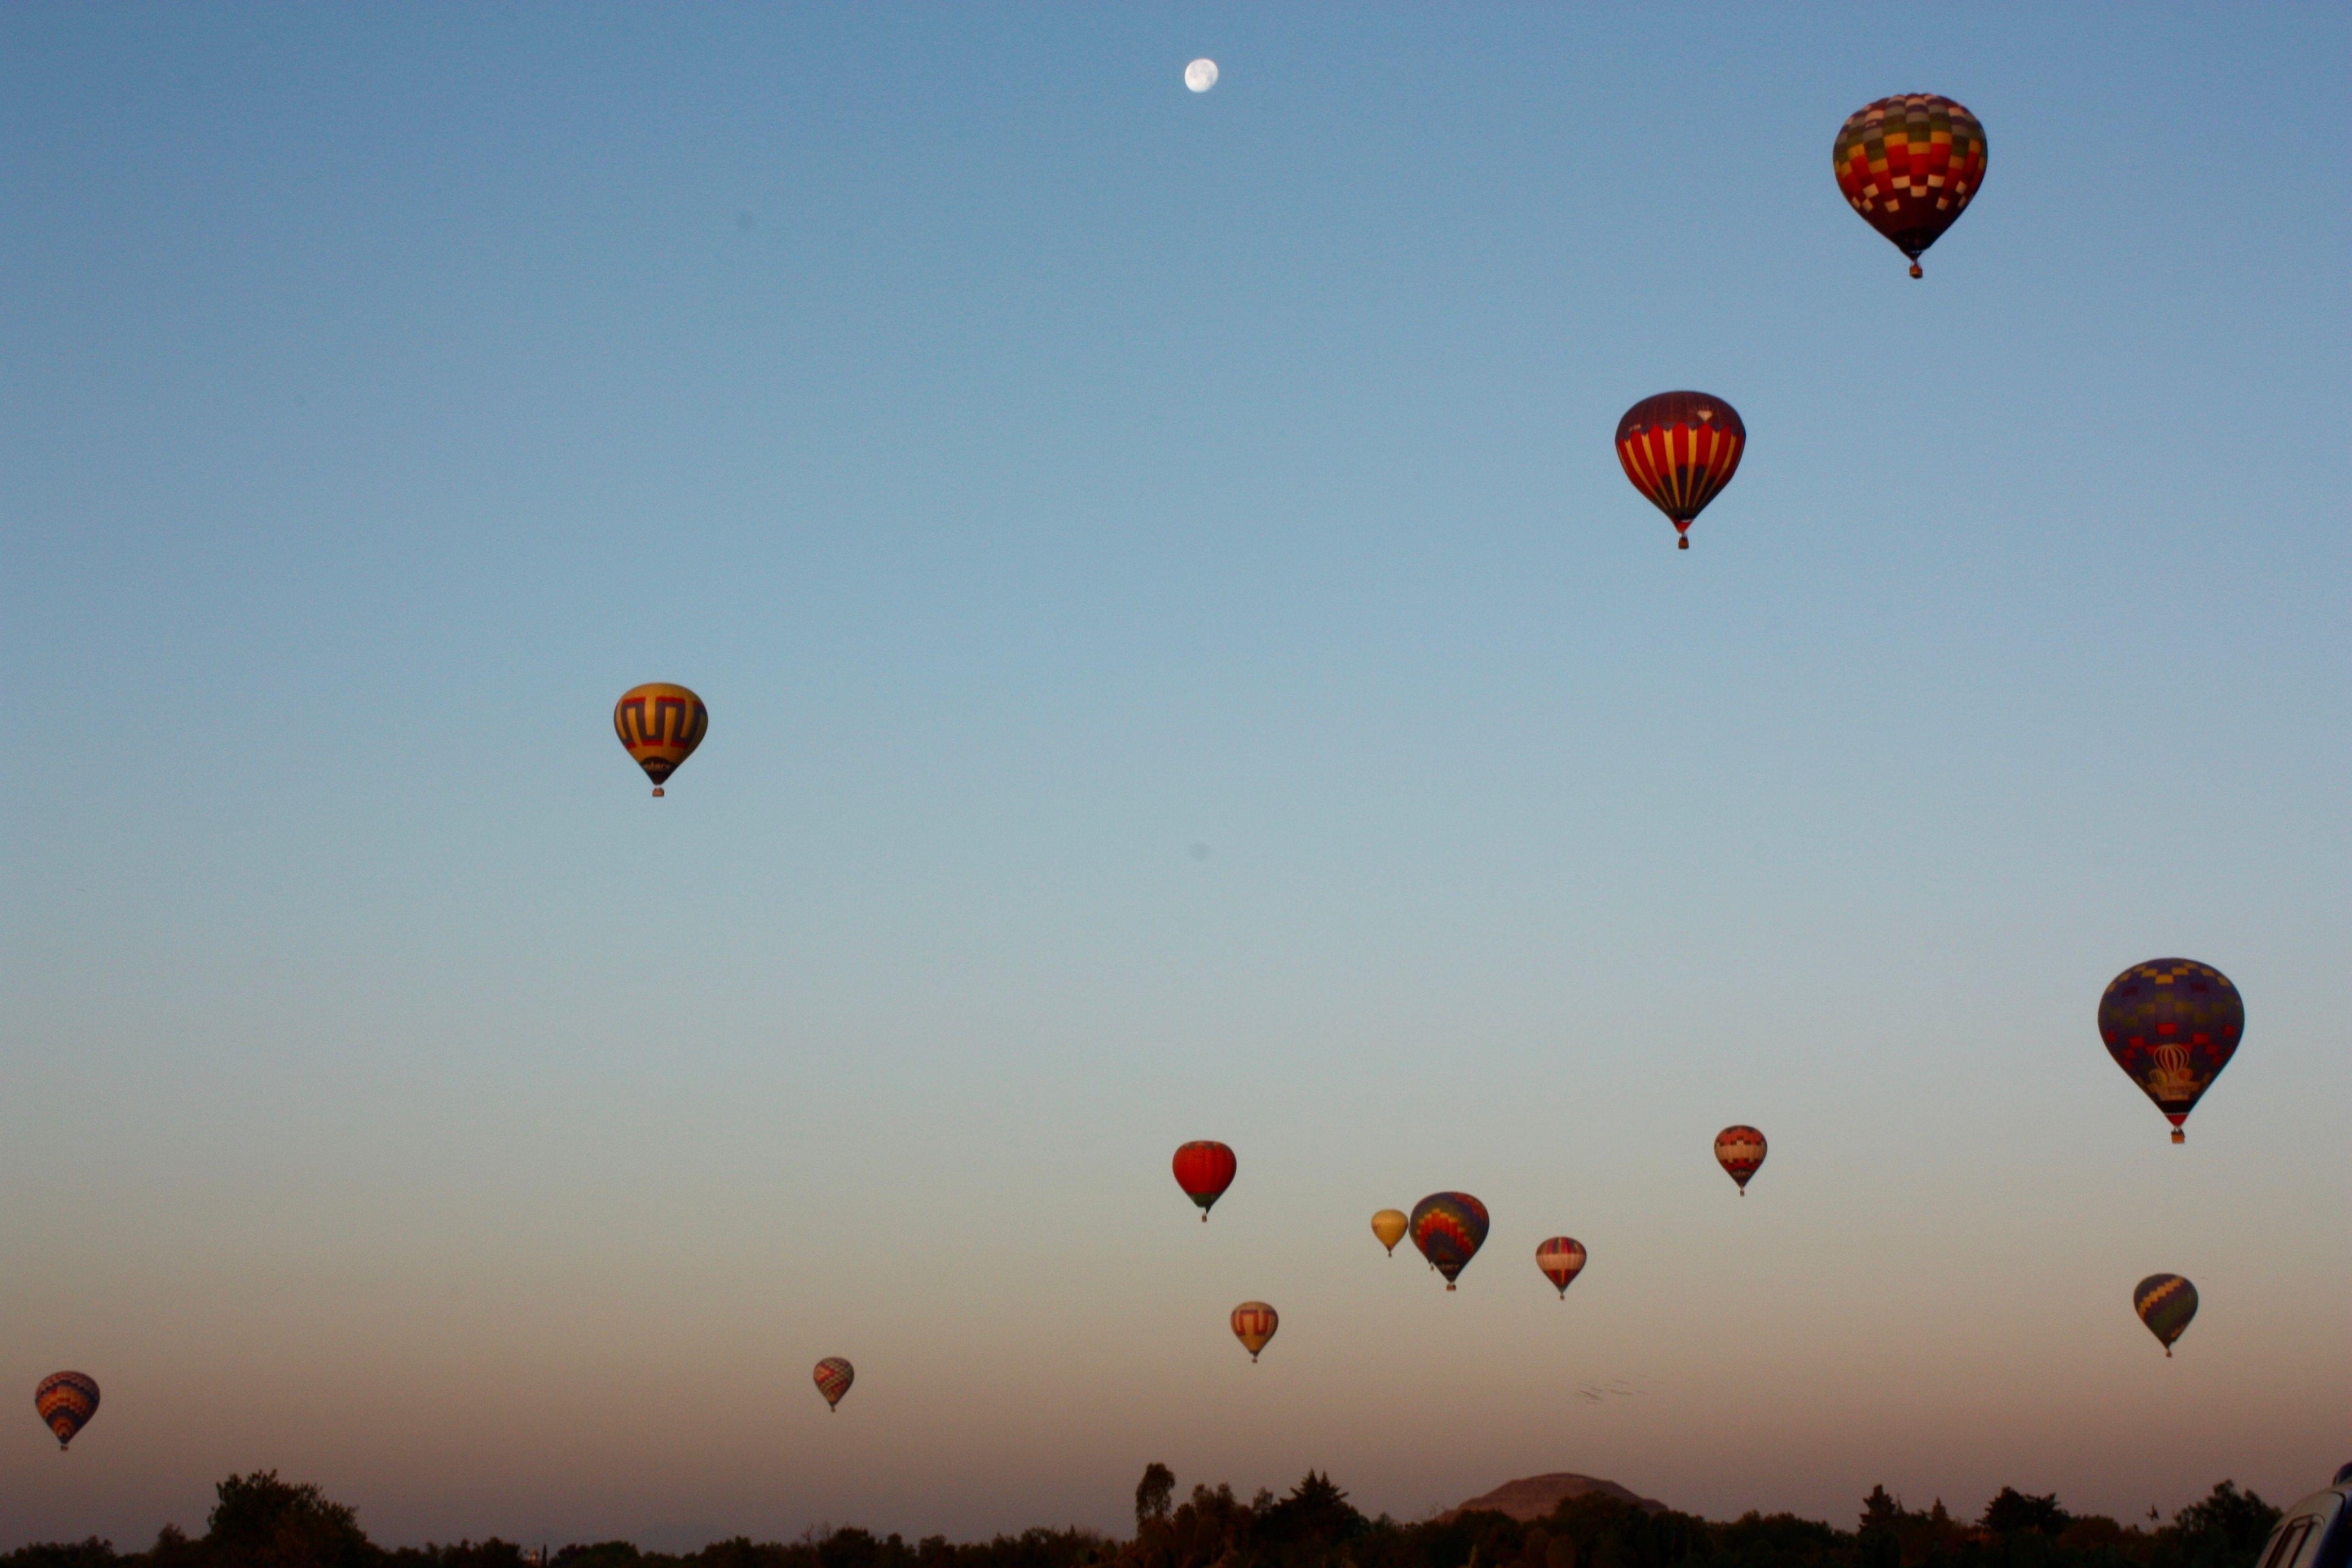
[34, 1372, 99, 1450]
[1230, 1301, 1278, 1362]
[1615, 393, 1745, 550]
[812, 1357, 854, 1411]
[2133, 1275, 2198, 1357]
[613, 683, 709, 797]
[1172, 1141, 1237, 1221]
[1409, 1193, 1489, 1290]
[1715, 1126, 1767, 1194]
[1535, 1237, 1588, 1300]
[1833, 95, 1988, 279]
[2099, 960, 2242, 1144]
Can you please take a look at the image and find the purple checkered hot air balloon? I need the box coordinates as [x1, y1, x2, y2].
[2099, 960, 2242, 1144]
[1409, 1193, 1489, 1291]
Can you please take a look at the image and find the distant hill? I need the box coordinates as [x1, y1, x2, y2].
[1444, 1474, 1669, 1521]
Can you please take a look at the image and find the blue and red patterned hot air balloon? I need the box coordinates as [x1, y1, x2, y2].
[1832, 95, 1988, 279]
[2099, 960, 2242, 1144]
[1409, 1193, 1489, 1291]
[1616, 393, 1745, 550]
[813, 1357, 854, 1411]
[34, 1372, 99, 1450]
[1172, 1141, 1237, 1221]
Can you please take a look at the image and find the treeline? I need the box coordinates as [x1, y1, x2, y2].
[0, 1464, 2286, 1568]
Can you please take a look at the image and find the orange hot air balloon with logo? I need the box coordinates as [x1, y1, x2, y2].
[1535, 1237, 1588, 1299]
[1172, 1141, 1237, 1221]
[1370, 1210, 1408, 1255]
[1231, 1302, 1278, 1362]
[1715, 1126, 1766, 1194]
[1833, 95, 1988, 278]
[613, 683, 709, 797]
[1616, 393, 1745, 549]
[813, 1357, 854, 1411]
[34, 1372, 99, 1450]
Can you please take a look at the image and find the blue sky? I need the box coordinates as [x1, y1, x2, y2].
[3, 2, 2346, 1552]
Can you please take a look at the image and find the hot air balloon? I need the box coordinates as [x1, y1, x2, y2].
[1715, 1126, 1766, 1194]
[1231, 1302, 1278, 1362]
[1615, 393, 1745, 549]
[34, 1373, 99, 1450]
[1172, 1141, 1238, 1221]
[813, 1357, 854, 1411]
[1535, 1237, 1588, 1299]
[1409, 1193, 1489, 1290]
[1370, 1210, 1408, 1256]
[613, 683, 709, 797]
[2133, 1275, 2198, 1357]
[2099, 960, 2242, 1144]
[1833, 95, 1988, 278]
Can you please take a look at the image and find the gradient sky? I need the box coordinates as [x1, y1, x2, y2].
[3, 2, 2348, 1554]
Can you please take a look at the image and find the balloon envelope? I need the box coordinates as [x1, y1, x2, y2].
[1231, 1301, 1278, 1361]
[1172, 1141, 1238, 1219]
[1370, 1209, 1408, 1255]
[1535, 1237, 1588, 1298]
[1833, 95, 1988, 277]
[2099, 959, 2242, 1143]
[1716, 1126, 1767, 1193]
[1409, 1193, 1489, 1289]
[2133, 1275, 2198, 1355]
[813, 1357, 854, 1410]
[34, 1372, 99, 1450]
[1615, 393, 1745, 548]
[613, 683, 709, 796]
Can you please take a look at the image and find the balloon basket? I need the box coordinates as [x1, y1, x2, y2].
[1909, 263, 1923, 279]
[1445, 1283, 1456, 1292]
[2171, 1129, 2185, 1144]
[1677, 537, 1689, 549]
[651, 787, 664, 797]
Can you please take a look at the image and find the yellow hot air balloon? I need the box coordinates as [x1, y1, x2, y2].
[613, 683, 708, 797]
[1370, 1210, 1408, 1256]
[1231, 1302, 1278, 1362]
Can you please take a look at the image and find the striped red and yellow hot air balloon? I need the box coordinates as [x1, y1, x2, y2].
[2099, 960, 2242, 1144]
[1409, 1192, 1489, 1290]
[1833, 95, 1988, 278]
[1172, 1141, 1237, 1221]
[813, 1357, 854, 1411]
[2132, 1275, 2197, 1357]
[1615, 393, 1745, 549]
[1715, 1126, 1766, 1194]
[34, 1372, 99, 1450]
[613, 683, 709, 797]
[1230, 1302, 1278, 1362]
[1535, 1237, 1588, 1299]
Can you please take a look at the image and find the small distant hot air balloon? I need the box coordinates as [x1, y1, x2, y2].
[1833, 95, 1988, 278]
[2133, 1275, 2198, 1357]
[1172, 1141, 1237, 1221]
[1616, 393, 1745, 549]
[1716, 1126, 1767, 1194]
[1370, 1209, 1408, 1256]
[1409, 1193, 1489, 1290]
[813, 1357, 854, 1411]
[2099, 960, 2242, 1144]
[613, 683, 709, 797]
[34, 1373, 99, 1451]
[1535, 1237, 1588, 1299]
[1231, 1301, 1278, 1362]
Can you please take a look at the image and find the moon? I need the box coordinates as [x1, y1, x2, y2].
[1184, 58, 1218, 93]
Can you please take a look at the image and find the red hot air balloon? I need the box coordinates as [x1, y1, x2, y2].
[1833, 95, 1988, 279]
[1172, 1141, 1237, 1221]
[1615, 393, 1745, 549]
[1231, 1301, 1278, 1362]
[34, 1372, 99, 1450]
[1715, 1126, 1766, 1194]
[1409, 1193, 1489, 1290]
[1535, 1237, 1588, 1299]
[813, 1357, 854, 1411]
[2099, 960, 2244, 1144]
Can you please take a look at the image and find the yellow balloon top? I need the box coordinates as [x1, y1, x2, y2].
[1370, 1209, 1408, 1255]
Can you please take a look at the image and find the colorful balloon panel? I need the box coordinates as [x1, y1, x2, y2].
[1715, 1126, 1767, 1193]
[2133, 1274, 2198, 1355]
[1615, 393, 1745, 549]
[34, 1371, 99, 1450]
[2099, 959, 2242, 1143]
[1172, 1141, 1238, 1219]
[1409, 1192, 1489, 1289]
[812, 1357, 854, 1410]
[1230, 1301, 1278, 1361]
[1833, 94, 1988, 277]
[613, 683, 709, 796]
[1535, 1237, 1588, 1298]
[1370, 1209, 1408, 1256]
